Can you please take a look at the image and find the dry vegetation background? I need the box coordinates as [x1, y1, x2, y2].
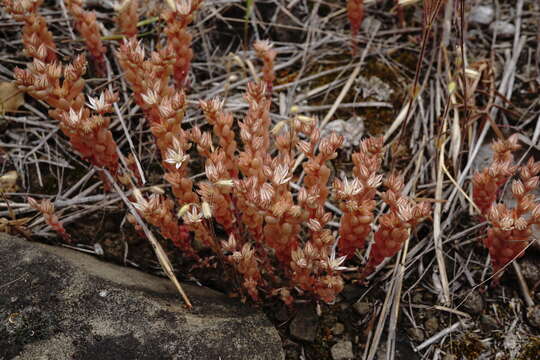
[1, 0, 540, 359]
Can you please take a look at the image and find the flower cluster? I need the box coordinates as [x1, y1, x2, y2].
[473, 136, 540, 281]
[360, 174, 430, 279]
[472, 135, 520, 215]
[334, 137, 384, 258]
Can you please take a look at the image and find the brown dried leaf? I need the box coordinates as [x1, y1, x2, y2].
[0, 82, 24, 114]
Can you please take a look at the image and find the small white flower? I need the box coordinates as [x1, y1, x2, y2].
[164, 142, 188, 169]
[306, 219, 322, 232]
[201, 202, 212, 219]
[273, 163, 291, 185]
[341, 177, 362, 196]
[183, 206, 203, 224]
[141, 89, 159, 105]
[396, 201, 413, 223]
[67, 108, 83, 126]
[327, 254, 348, 271]
[216, 179, 234, 187]
[87, 92, 107, 112]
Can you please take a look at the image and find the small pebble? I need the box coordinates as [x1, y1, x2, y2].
[425, 317, 439, 334]
[412, 292, 423, 303]
[406, 327, 425, 342]
[331, 340, 354, 360]
[332, 322, 345, 336]
[463, 290, 484, 313]
[340, 284, 363, 302]
[527, 305, 540, 329]
[94, 243, 104, 256]
[520, 259, 540, 284]
[289, 305, 319, 342]
[480, 314, 498, 330]
[489, 21, 516, 38]
[469, 5, 494, 25]
[352, 301, 370, 316]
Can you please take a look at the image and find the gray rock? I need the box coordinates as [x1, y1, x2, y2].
[352, 301, 371, 316]
[489, 21, 516, 38]
[463, 290, 485, 314]
[322, 117, 364, 149]
[406, 327, 425, 342]
[289, 305, 319, 342]
[331, 322, 345, 336]
[469, 5, 494, 25]
[424, 317, 439, 334]
[527, 305, 540, 329]
[480, 314, 499, 330]
[520, 258, 540, 284]
[331, 340, 354, 360]
[0, 234, 283, 360]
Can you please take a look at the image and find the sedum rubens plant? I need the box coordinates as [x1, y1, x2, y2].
[3, 0, 57, 63]
[27, 197, 71, 242]
[13, 56, 121, 183]
[116, 34, 429, 302]
[360, 174, 430, 279]
[64, 0, 107, 75]
[116, 0, 140, 39]
[4, 0, 432, 305]
[347, 0, 364, 55]
[334, 137, 384, 258]
[5, 0, 121, 187]
[163, 0, 203, 88]
[253, 40, 276, 96]
[473, 135, 540, 282]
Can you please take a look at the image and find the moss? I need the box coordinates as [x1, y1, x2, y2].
[517, 337, 540, 360]
[447, 333, 486, 360]
[0, 307, 60, 359]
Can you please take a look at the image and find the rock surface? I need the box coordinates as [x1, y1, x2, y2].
[0, 234, 284, 360]
[330, 340, 354, 360]
[289, 305, 318, 342]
